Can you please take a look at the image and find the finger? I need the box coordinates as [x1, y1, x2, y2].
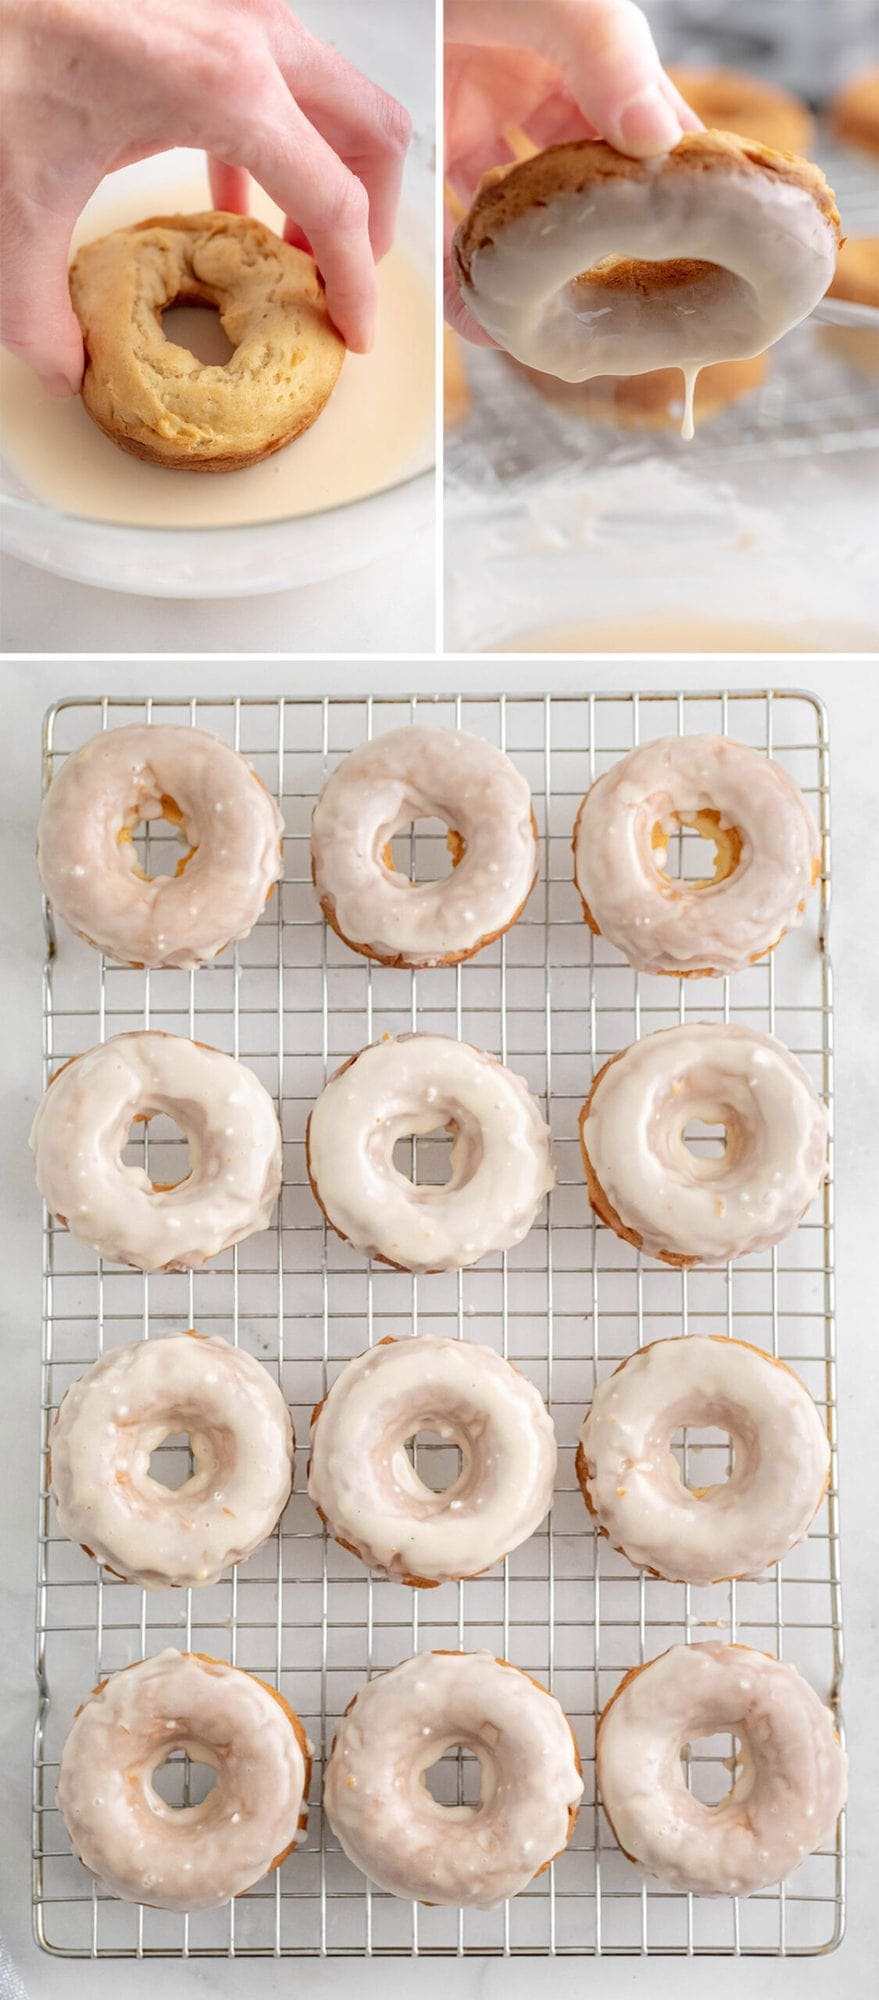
[273, 23, 411, 261]
[208, 159, 251, 213]
[660, 76, 704, 133]
[0, 193, 85, 393]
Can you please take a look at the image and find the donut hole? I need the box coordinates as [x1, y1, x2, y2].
[393, 1130, 456, 1188]
[405, 1427, 466, 1495]
[150, 1751, 218, 1810]
[422, 1744, 484, 1810]
[161, 297, 236, 367]
[651, 810, 744, 890]
[670, 1424, 734, 1494]
[383, 817, 464, 884]
[681, 1118, 728, 1159]
[148, 1431, 196, 1491]
[123, 1111, 191, 1192]
[680, 1731, 745, 1808]
[118, 795, 197, 881]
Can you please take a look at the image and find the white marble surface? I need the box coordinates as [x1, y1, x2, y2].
[0, 656, 876, 2000]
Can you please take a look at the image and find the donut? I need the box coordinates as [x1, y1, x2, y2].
[576, 1336, 829, 1585]
[452, 134, 839, 437]
[824, 236, 879, 375]
[667, 68, 815, 156]
[579, 1023, 828, 1267]
[308, 1336, 557, 1585]
[69, 211, 345, 471]
[596, 1643, 846, 1896]
[306, 1033, 554, 1272]
[444, 326, 471, 429]
[514, 351, 768, 430]
[323, 1650, 582, 1906]
[829, 67, 879, 157]
[56, 1650, 311, 1910]
[30, 1030, 283, 1272]
[311, 726, 538, 967]
[50, 1331, 293, 1588]
[572, 734, 820, 978]
[37, 724, 284, 969]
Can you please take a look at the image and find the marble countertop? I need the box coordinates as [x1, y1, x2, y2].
[1, 656, 875, 2000]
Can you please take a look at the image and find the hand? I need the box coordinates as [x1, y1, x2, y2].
[0, 0, 411, 393]
[445, 0, 700, 341]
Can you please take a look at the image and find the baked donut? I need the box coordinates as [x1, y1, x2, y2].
[824, 236, 879, 375]
[444, 325, 471, 429]
[308, 1336, 557, 1585]
[572, 734, 820, 977]
[829, 67, 879, 157]
[514, 352, 768, 430]
[324, 1650, 582, 1906]
[37, 724, 284, 969]
[56, 1650, 311, 1911]
[311, 725, 538, 967]
[306, 1033, 554, 1272]
[30, 1030, 283, 1272]
[50, 1331, 293, 1588]
[596, 1643, 846, 1896]
[579, 1023, 828, 1267]
[452, 134, 839, 436]
[69, 211, 345, 471]
[576, 1336, 829, 1585]
[668, 67, 815, 156]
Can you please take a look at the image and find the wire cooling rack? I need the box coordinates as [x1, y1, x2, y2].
[33, 689, 844, 1959]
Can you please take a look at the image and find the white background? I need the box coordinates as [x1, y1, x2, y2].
[0, 653, 876, 2000]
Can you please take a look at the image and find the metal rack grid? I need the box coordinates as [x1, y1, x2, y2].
[33, 689, 844, 1959]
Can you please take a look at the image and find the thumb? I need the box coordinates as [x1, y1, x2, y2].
[0, 194, 85, 394]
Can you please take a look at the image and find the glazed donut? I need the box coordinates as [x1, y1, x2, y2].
[37, 724, 284, 969]
[453, 134, 839, 436]
[50, 1331, 293, 1588]
[311, 725, 538, 967]
[596, 1643, 846, 1896]
[668, 68, 815, 156]
[306, 1033, 554, 1272]
[829, 67, 879, 158]
[576, 1336, 829, 1585]
[69, 212, 345, 470]
[514, 352, 768, 431]
[572, 734, 820, 978]
[308, 1336, 557, 1585]
[30, 1030, 282, 1272]
[324, 1651, 582, 1906]
[579, 1023, 828, 1267]
[824, 237, 879, 376]
[56, 1650, 311, 1911]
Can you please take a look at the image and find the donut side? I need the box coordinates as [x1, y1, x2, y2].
[578, 1053, 694, 1271]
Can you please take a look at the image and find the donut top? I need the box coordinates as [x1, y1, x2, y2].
[573, 734, 820, 975]
[37, 724, 284, 969]
[311, 725, 538, 963]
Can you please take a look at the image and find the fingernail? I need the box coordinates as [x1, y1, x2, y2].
[40, 373, 79, 400]
[617, 87, 682, 155]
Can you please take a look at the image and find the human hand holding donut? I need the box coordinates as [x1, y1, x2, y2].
[444, 0, 701, 341]
[0, 0, 412, 396]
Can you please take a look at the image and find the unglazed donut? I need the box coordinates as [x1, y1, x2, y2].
[572, 735, 820, 977]
[311, 726, 538, 967]
[324, 1651, 582, 1906]
[308, 1336, 557, 1585]
[579, 1023, 827, 1267]
[50, 1331, 293, 1588]
[576, 1336, 829, 1585]
[306, 1033, 554, 1272]
[668, 68, 815, 156]
[56, 1650, 310, 1910]
[30, 1031, 282, 1272]
[37, 724, 284, 969]
[829, 67, 879, 158]
[596, 1643, 846, 1896]
[452, 134, 839, 435]
[70, 212, 345, 470]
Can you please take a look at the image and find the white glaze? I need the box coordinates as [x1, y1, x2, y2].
[30, 1031, 282, 1271]
[306, 1034, 554, 1272]
[456, 151, 838, 407]
[324, 1650, 582, 1907]
[37, 724, 284, 969]
[309, 1337, 557, 1583]
[581, 1023, 827, 1264]
[578, 1336, 829, 1584]
[311, 726, 537, 965]
[597, 1642, 847, 1896]
[51, 1332, 293, 1588]
[56, 1650, 309, 1911]
[573, 735, 820, 976]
